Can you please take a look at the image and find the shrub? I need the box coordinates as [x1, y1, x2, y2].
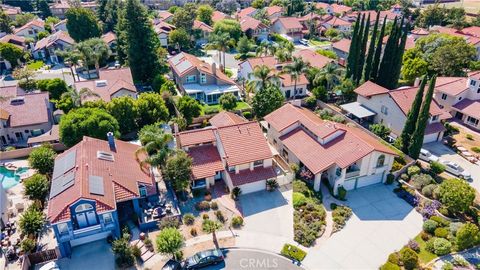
[183, 213, 195, 225]
[330, 203, 338, 210]
[21, 238, 36, 253]
[231, 187, 242, 200]
[423, 220, 438, 234]
[422, 184, 437, 198]
[472, 146, 480, 153]
[400, 247, 418, 270]
[158, 217, 180, 229]
[266, 179, 279, 191]
[293, 192, 307, 208]
[380, 262, 400, 270]
[190, 227, 197, 236]
[430, 216, 450, 227]
[195, 201, 211, 211]
[304, 96, 317, 109]
[433, 238, 452, 256]
[202, 213, 209, 220]
[430, 161, 446, 175]
[411, 173, 433, 190]
[434, 227, 449, 238]
[337, 186, 347, 200]
[452, 255, 469, 266]
[293, 180, 314, 197]
[210, 201, 218, 210]
[466, 134, 474, 140]
[280, 244, 307, 262]
[386, 174, 395, 185]
[242, 111, 252, 119]
[420, 231, 431, 241]
[439, 178, 475, 214]
[407, 166, 421, 176]
[425, 238, 436, 253]
[231, 216, 244, 228]
[407, 239, 420, 252]
[131, 245, 141, 258]
[290, 164, 300, 174]
[400, 173, 409, 181]
[215, 211, 225, 223]
[442, 262, 453, 270]
[449, 222, 463, 236]
[331, 114, 345, 123]
[456, 222, 480, 251]
[204, 106, 220, 115]
[387, 252, 400, 265]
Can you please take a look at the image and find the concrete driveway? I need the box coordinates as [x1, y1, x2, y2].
[55, 240, 115, 270]
[239, 185, 293, 241]
[423, 142, 480, 190]
[303, 184, 423, 270]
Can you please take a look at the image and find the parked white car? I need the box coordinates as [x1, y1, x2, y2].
[419, 149, 439, 163]
[39, 262, 60, 270]
[299, 39, 309, 46]
[441, 160, 472, 180]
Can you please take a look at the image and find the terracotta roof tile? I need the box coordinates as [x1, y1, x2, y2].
[274, 17, 302, 29]
[323, 16, 351, 27]
[266, 5, 283, 16]
[389, 87, 445, 116]
[158, 10, 173, 21]
[177, 127, 216, 147]
[14, 19, 44, 34]
[0, 90, 50, 127]
[453, 99, 480, 117]
[212, 11, 228, 22]
[228, 166, 276, 186]
[239, 16, 266, 32]
[33, 31, 74, 51]
[434, 77, 469, 96]
[101, 31, 116, 44]
[332, 38, 351, 53]
[193, 20, 213, 32]
[354, 81, 389, 97]
[209, 111, 247, 127]
[188, 144, 224, 179]
[294, 49, 332, 69]
[236, 7, 256, 18]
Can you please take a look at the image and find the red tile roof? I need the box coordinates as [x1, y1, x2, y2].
[294, 49, 332, 69]
[354, 81, 389, 97]
[274, 17, 302, 30]
[389, 87, 445, 116]
[33, 31, 74, 51]
[212, 11, 228, 22]
[228, 166, 276, 186]
[209, 111, 247, 127]
[48, 136, 155, 223]
[177, 127, 216, 147]
[158, 10, 173, 21]
[101, 31, 116, 44]
[332, 38, 351, 53]
[239, 16, 266, 32]
[425, 122, 447, 135]
[316, 3, 352, 14]
[0, 34, 25, 49]
[0, 90, 50, 127]
[153, 20, 175, 34]
[193, 20, 213, 33]
[434, 77, 469, 96]
[266, 5, 283, 16]
[236, 7, 256, 19]
[187, 144, 224, 179]
[243, 56, 308, 87]
[217, 122, 273, 166]
[14, 19, 44, 34]
[453, 99, 480, 117]
[468, 71, 480, 80]
[323, 16, 351, 27]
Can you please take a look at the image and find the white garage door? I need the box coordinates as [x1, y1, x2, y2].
[239, 180, 266, 194]
[343, 178, 356, 191]
[424, 133, 440, 144]
[356, 173, 384, 189]
[70, 231, 111, 247]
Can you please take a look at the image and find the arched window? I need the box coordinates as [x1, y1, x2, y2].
[75, 203, 93, 213]
[376, 155, 385, 168]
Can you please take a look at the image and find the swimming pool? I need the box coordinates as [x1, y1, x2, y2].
[0, 166, 29, 189]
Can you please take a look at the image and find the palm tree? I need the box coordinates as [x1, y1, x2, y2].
[135, 124, 173, 168]
[76, 38, 111, 79]
[250, 65, 280, 91]
[207, 32, 234, 73]
[255, 41, 269, 57]
[282, 57, 309, 99]
[202, 220, 223, 248]
[56, 49, 82, 82]
[61, 87, 100, 108]
[314, 63, 344, 92]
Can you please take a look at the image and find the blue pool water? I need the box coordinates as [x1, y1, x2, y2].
[0, 166, 29, 189]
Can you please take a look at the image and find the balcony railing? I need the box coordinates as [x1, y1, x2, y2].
[73, 224, 102, 236]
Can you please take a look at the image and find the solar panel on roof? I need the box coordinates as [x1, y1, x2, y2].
[89, 175, 104, 195]
[49, 170, 75, 199]
[177, 60, 192, 74]
[52, 150, 76, 179]
[170, 53, 183, 65]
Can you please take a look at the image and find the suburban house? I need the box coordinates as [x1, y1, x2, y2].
[193, 20, 213, 46]
[14, 19, 45, 39]
[32, 31, 74, 64]
[176, 112, 279, 194]
[0, 86, 53, 147]
[47, 134, 158, 257]
[332, 38, 351, 65]
[264, 103, 396, 195]
[157, 10, 173, 23]
[432, 72, 480, 129]
[1, 4, 21, 20]
[347, 81, 449, 144]
[265, 5, 283, 21]
[0, 34, 26, 71]
[168, 52, 240, 104]
[101, 32, 117, 56]
[316, 2, 352, 16]
[73, 68, 137, 102]
[212, 11, 230, 23]
[239, 16, 269, 41]
[53, 19, 68, 32]
[153, 20, 175, 47]
[411, 28, 430, 40]
[322, 16, 352, 33]
[271, 17, 304, 42]
[236, 7, 257, 19]
[238, 56, 308, 99]
[293, 49, 333, 69]
[50, 0, 97, 19]
[431, 26, 480, 60]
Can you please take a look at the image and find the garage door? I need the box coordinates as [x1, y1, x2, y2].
[343, 178, 356, 190]
[424, 133, 440, 144]
[239, 180, 266, 194]
[356, 173, 384, 189]
[70, 231, 111, 247]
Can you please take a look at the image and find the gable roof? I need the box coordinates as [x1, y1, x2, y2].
[33, 31, 74, 51]
[453, 98, 480, 117]
[176, 127, 216, 147]
[389, 86, 445, 116]
[101, 31, 116, 44]
[354, 81, 389, 97]
[294, 49, 332, 69]
[209, 111, 247, 127]
[0, 34, 26, 49]
[242, 56, 308, 87]
[14, 19, 44, 34]
[0, 87, 50, 127]
[158, 10, 173, 21]
[239, 16, 266, 32]
[212, 11, 228, 22]
[187, 144, 224, 179]
[434, 77, 469, 96]
[153, 20, 175, 34]
[332, 38, 351, 53]
[266, 5, 283, 16]
[237, 7, 257, 19]
[323, 16, 351, 27]
[274, 17, 302, 30]
[193, 20, 213, 32]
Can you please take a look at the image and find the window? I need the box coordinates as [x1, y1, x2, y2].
[477, 88, 480, 93]
[139, 184, 147, 197]
[441, 93, 447, 100]
[282, 149, 288, 159]
[75, 203, 93, 213]
[470, 80, 476, 86]
[376, 154, 385, 168]
[24, 130, 29, 133]
[381, 105, 388, 115]
[253, 160, 263, 167]
[431, 115, 439, 121]
[200, 73, 206, 84]
[186, 75, 196, 83]
[467, 116, 479, 126]
[335, 167, 342, 177]
[228, 166, 235, 172]
[103, 213, 113, 224]
[459, 97, 463, 101]
[57, 223, 69, 235]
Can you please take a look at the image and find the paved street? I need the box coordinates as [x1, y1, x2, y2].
[423, 142, 480, 190]
[303, 184, 423, 269]
[202, 249, 302, 270]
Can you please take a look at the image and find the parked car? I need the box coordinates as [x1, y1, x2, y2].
[161, 259, 182, 270]
[419, 148, 439, 163]
[299, 39, 309, 46]
[39, 262, 60, 270]
[182, 249, 224, 269]
[441, 160, 471, 179]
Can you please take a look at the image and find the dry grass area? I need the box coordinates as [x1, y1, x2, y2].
[182, 237, 236, 258]
[452, 124, 480, 153]
[437, 0, 480, 14]
[179, 209, 233, 241]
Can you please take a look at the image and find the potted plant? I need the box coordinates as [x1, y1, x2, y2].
[266, 179, 279, 191]
[231, 187, 242, 200]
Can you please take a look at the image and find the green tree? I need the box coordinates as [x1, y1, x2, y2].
[28, 144, 56, 175]
[249, 65, 280, 91]
[168, 28, 191, 51]
[76, 38, 111, 77]
[155, 227, 184, 260]
[59, 107, 120, 147]
[107, 96, 138, 135]
[137, 124, 173, 167]
[164, 150, 192, 192]
[135, 92, 169, 127]
[197, 5, 214, 26]
[0, 10, 12, 34]
[112, 233, 134, 267]
[439, 178, 475, 214]
[0, 43, 24, 69]
[251, 0, 265, 8]
[23, 174, 49, 207]
[172, 7, 194, 33]
[55, 94, 75, 113]
[370, 16, 387, 81]
[38, 0, 52, 18]
[177, 95, 201, 124]
[236, 36, 253, 58]
[355, 14, 370, 84]
[408, 76, 436, 159]
[401, 55, 428, 84]
[252, 85, 284, 118]
[19, 206, 45, 236]
[369, 123, 391, 140]
[314, 62, 344, 92]
[324, 28, 339, 41]
[282, 57, 309, 98]
[14, 13, 36, 27]
[346, 13, 361, 79]
[364, 12, 379, 82]
[202, 219, 223, 248]
[213, 19, 242, 42]
[36, 78, 68, 100]
[219, 93, 237, 111]
[399, 77, 426, 154]
[66, 7, 101, 42]
[456, 223, 480, 251]
[101, 0, 122, 32]
[376, 18, 400, 89]
[417, 3, 445, 28]
[58, 87, 99, 110]
[13, 67, 36, 91]
[400, 247, 418, 270]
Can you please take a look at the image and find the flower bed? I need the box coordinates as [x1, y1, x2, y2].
[281, 244, 307, 262]
[331, 203, 352, 233]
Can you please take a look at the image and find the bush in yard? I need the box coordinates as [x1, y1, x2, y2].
[337, 186, 347, 200]
[19, 206, 45, 236]
[439, 178, 476, 214]
[215, 211, 225, 223]
[422, 184, 437, 198]
[190, 227, 197, 236]
[28, 144, 56, 175]
[388, 252, 400, 265]
[407, 165, 421, 176]
[420, 231, 431, 241]
[400, 247, 418, 270]
[407, 239, 420, 252]
[380, 262, 401, 270]
[449, 222, 463, 236]
[131, 245, 141, 258]
[411, 173, 433, 190]
[182, 213, 195, 225]
[155, 227, 184, 260]
[304, 96, 317, 109]
[430, 161, 446, 175]
[442, 262, 454, 270]
[293, 192, 307, 208]
[434, 227, 449, 238]
[195, 201, 211, 211]
[386, 173, 395, 185]
[202, 213, 209, 220]
[21, 238, 36, 253]
[210, 201, 218, 210]
[231, 187, 242, 200]
[426, 238, 436, 253]
[433, 238, 452, 255]
[280, 244, 307, 262]
[423, 220, 438, 234]
[430, 216, 451, 227]
[112, 234, 134, 267]
[293, 180, 314, 197]
[158, 217, 180, 229]
[456, 222, 480, 251]
[242, 111, 252, 119]
[231, 216, 244, 228]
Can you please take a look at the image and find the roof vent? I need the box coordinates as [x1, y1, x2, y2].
[97, 151, 114, 161]
[10, 97, 24, 105]
[95, 80, 107, 87]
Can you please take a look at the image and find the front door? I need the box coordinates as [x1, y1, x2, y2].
[285, 90, 291, 99]
[76, 213, 88, 228]
[86, 211, 98, 225]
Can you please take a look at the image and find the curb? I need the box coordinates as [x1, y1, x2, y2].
[221, 247, 307, 270]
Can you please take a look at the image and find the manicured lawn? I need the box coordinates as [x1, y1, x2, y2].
[201, 101, 251, 115]
[309, 40, 331, 47]
[27, 60, 44, 70]
[414, 234, 438, 264]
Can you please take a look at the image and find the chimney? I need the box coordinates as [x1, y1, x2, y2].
[413, 77, 421, 87]
[212, 62, 216, 76]
[107, 132, 116, 152]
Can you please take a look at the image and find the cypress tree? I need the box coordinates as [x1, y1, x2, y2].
[355, 14, 370, 84]
[391, 21, 409, 89]
[370, 16, 386, 81]
[408, 75, 437, 159]
[364, 12, 379, 82]
[352, 14, 365, 83]
[399, 76, 426, 154]
[376, 17, 398, 89]
[346, 13, 361, 79]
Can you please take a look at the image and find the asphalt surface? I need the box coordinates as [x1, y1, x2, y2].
[202, 249, 303, 270]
